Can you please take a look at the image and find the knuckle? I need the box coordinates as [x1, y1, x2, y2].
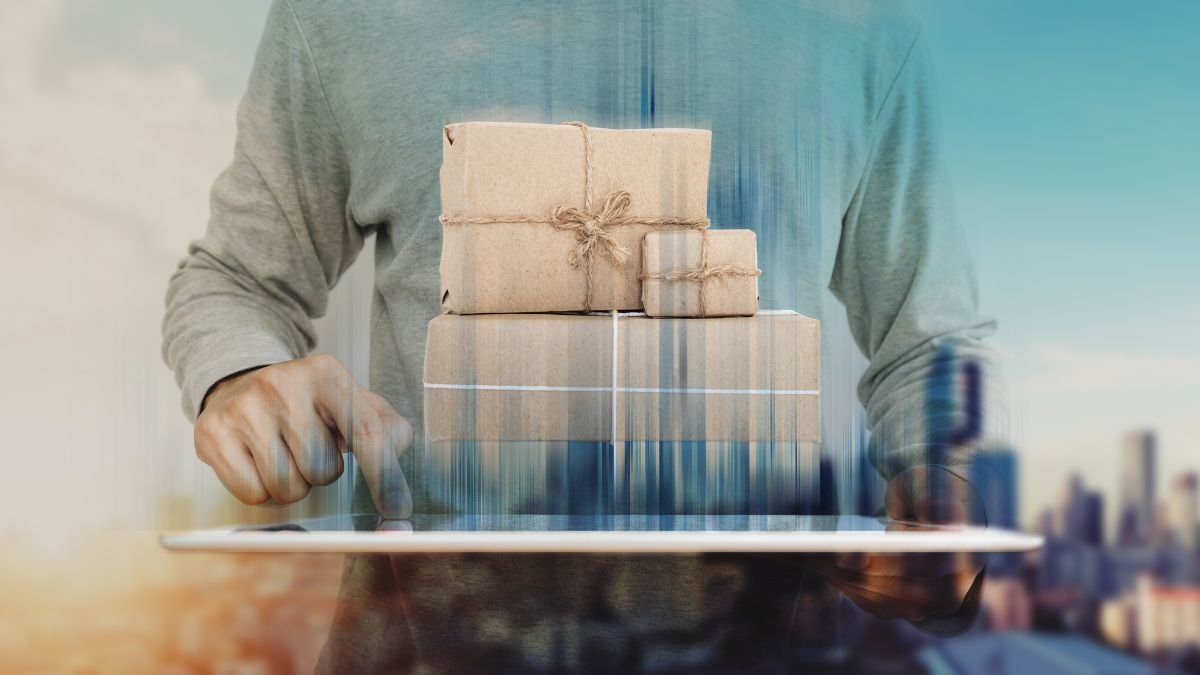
[194, 441, 215, 466]
[193, 417, 227, 462]
[353, 414, 383, 442]
[250, 368, 283, 396]
[390, 415, 414, 450]
[362, 389, 388, 407]
[230, 395, 270, 425]
[308, 353, 342, 374]
[194, 415, 218, 446]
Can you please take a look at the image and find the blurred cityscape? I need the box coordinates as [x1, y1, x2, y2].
[2, 429, 1197, 673]
[924, 428, 1200, 674]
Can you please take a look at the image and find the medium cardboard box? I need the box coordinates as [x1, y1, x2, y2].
[439, 122, 711, 314]
[423, 311, 820, 443]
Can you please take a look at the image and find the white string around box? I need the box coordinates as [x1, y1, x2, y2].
[423, 310, 820, 448]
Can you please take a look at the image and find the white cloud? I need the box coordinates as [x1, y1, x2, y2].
[1019, 343, 1200, 398]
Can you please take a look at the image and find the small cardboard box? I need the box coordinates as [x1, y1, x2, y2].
[641, 229, 760, 317]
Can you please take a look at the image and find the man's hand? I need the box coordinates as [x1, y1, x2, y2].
[194, 354, 413, 518]
[810, 465, 986, 629]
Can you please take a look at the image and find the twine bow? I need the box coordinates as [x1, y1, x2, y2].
[440, 121, 710, 312]
[551, 190, 635, 269]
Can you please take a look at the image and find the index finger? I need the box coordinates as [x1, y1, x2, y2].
[317, 384, 413, 519]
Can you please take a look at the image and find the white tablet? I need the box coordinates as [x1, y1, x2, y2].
[160, 513, 1042, 554]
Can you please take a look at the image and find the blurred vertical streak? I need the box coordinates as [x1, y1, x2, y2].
[308, 236, 377, 518]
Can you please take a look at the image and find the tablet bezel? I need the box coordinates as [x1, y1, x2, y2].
[160, 514, 1043, 554]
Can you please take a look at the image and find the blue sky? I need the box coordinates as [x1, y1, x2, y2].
[912, 0, 1200, 352]
[909, 0, 1200, 524]
[5, 1, 1197, 533]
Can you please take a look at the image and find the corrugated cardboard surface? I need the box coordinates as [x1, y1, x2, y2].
[439, 122, 711, 313]
[642, 229, 759, 317]
[423, 311, 819, 442]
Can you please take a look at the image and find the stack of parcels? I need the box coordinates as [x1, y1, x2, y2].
[424, 121, 820, 514]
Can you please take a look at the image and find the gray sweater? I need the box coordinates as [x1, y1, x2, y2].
[162, 0, 996, 669]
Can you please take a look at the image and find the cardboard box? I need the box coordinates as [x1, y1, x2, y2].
[423, 311, 819, 443]
[641, 229, 760, 317]
[439, 122, 711, 314]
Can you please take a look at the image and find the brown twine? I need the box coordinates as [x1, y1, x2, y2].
[439, 121, 710, 312]
[639, 231, 761, 317]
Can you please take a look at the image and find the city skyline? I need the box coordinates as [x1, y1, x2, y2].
[1027, 427, 1200, 669]
[1039, 427, 1198, 548]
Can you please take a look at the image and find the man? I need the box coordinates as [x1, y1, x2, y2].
[164, 1, 997, 671]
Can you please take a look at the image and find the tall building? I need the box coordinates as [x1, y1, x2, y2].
[1118, 430, 1157, 547]
[1168, 472, 1199, 552]
[1061, 473, 1085, 541]
[1061, 473, 1105, 547]
[1038, 507, 1057, 538]
[967, 446, 1018, 529]
[969, 446, 1020, 576]
[1083, 491, 1105, 547]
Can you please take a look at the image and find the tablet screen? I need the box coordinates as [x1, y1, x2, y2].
[235, 513, 954, 534]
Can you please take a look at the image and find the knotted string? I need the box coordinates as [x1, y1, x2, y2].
[440, 121, 710, 311]
[639, 231, 761, 316]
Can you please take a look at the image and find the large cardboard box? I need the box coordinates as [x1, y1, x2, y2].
[439, 122, 711, 314]
[423, 311, 820, 443]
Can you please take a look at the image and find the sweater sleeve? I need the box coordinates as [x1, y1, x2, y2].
[830, 30, 1001, 482]
[162, 0, 362, 421]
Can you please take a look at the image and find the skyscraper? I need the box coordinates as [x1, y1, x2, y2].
[1117, 430, 1157, 547]
[1038, 507, 1057, 538]
[968, 446, 1020, 576]
[1062, 473, 1086, 541]
[1062, 473, 1105, 547]
[1168, 472, 1198, 552]
[967, 446, 1018, 529]
[1082, 490, 1105, 547]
